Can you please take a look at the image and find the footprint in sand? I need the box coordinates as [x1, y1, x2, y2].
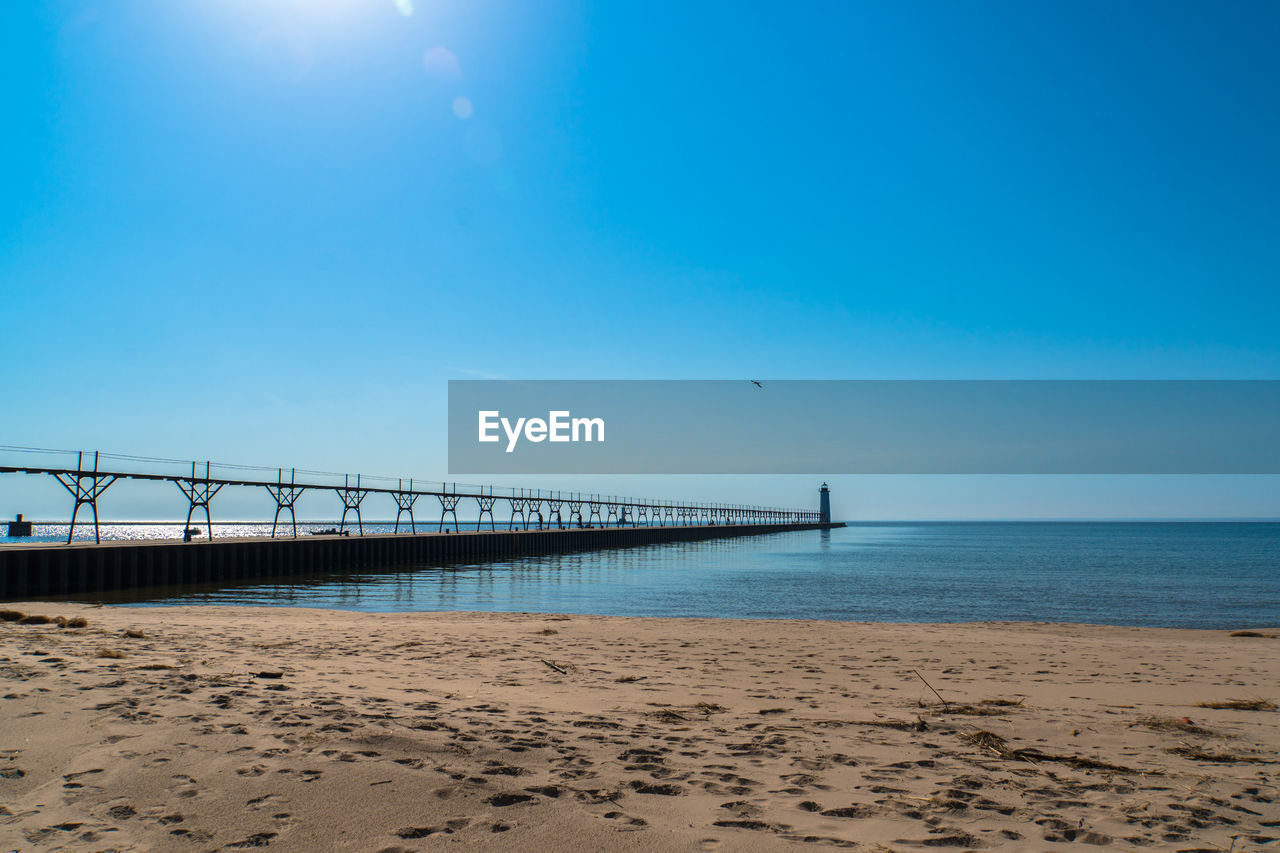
[485, 792, 535, 807]
[524, 785, 563, 798]
[393, 819, 468, 840]
[628, 780, 684, 796]
[245, 794, 281, 810]
[168, 827, 214, 842]
[602, 810, 647, 828]
[224, 831, 278, 847]
[720, 800, 763, 818]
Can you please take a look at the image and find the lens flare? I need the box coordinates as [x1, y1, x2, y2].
[452, 96, 474, 119]
[423, 46, 461, 78]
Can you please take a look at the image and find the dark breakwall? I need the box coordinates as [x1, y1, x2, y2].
[0, 522, 843, 599]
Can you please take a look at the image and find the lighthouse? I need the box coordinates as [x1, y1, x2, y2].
[819, 482, 831, 523]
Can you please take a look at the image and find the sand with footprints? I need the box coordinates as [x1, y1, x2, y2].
[2, 604, 1278, 850]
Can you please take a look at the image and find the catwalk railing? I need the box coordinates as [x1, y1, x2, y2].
[0, 447, 822, 543]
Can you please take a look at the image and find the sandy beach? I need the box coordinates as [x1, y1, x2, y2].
[2, 604, 1277, 851]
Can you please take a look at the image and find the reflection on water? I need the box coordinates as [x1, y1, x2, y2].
[50, 523, 1280, 629]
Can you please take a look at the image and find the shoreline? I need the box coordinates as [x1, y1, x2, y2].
[25, 600, 1280, 633]
[3, 603, 1278, 850]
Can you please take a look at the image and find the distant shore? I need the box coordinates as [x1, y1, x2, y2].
[2, 605, 1277, 850]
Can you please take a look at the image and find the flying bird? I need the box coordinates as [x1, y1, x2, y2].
[750, 380, 764, 389]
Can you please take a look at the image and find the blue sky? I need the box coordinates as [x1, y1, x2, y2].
[2, 0, 1278, 520]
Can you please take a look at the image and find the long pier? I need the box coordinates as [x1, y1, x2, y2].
[0, 523, 841, 599]
[0, 446, 841, 599]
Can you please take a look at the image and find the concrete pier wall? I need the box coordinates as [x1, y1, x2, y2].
[0, 522, 842, 599]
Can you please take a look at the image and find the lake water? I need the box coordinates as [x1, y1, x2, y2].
[48, 522, 1280, 629]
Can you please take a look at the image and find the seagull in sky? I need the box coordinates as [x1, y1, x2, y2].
[750, 380, 764, 389]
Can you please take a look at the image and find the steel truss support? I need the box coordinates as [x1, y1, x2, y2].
[335, 474, 369, 535]
[508, 498, 530, 530]
[520, 499, 540, 529]
[392, 478, 419, 533]
[587, 502, 603, 527]
[546, 500, 564, 529]
[476, 494, 497, 531]
[54, 450, 117, 544]
[605, 503, 620, 527]
[438, 493, 461, 532]
[568, 501, 584, 528]
[267, 468, 306, 539]
[177, 461, 223, 540]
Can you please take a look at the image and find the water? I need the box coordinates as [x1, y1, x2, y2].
[45, 522, 1280, 629]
